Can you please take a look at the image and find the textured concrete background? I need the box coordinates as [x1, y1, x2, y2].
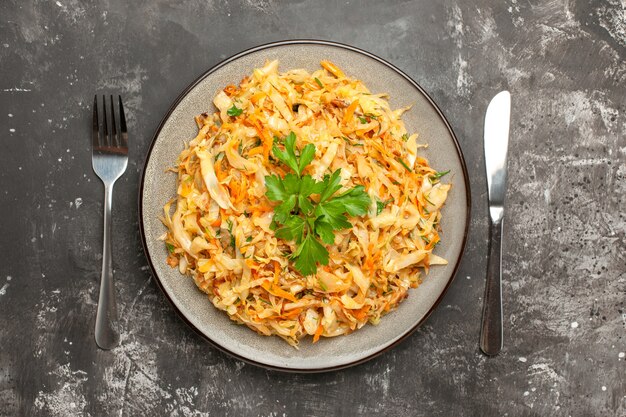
[1, 0, 624, 416]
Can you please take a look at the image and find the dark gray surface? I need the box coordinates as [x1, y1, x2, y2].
[0, 0, 624, 416]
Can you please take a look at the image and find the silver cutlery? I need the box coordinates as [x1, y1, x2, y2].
[480, 91, 511, 356]
[92, 95, 128, 350]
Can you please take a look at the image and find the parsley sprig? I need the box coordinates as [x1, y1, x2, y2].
[227, 104, 243, 117]
[265, 132, 370, 276]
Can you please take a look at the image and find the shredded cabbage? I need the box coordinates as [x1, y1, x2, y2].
[161, 60, 450, 347]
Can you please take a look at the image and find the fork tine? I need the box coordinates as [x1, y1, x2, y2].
[102, 95, 108, 146]
[109, 95, 117, 147]
[92, 95, 100, 148]
[118, 96, 128, 149]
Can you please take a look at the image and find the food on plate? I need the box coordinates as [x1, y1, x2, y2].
[160, 60, 450, 347]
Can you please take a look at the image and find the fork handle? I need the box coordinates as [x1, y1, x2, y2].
[95, 184, 120, 349]
[480, 216, 503, 356]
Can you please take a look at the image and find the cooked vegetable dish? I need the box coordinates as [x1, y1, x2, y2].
[161, 60, 450, 347]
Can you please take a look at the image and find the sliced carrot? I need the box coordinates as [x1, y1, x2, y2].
[416, 157, 429, 166]
[313, 323, 324, 343]
[210, 217, 222, 227]
[250, 91, 266, 104]
[352, 305, 371, 321]
[416, 200, 426, 218]
[261, 281, 297, 302]
[249, 119, 272, 161]
[227, 177, 240, 200]
[426, 235, 440, 250]
[245, 258, 259, 269]
[214, 160, 227, 182]
[246, 198, 273, 214]
[342, 99, 359, 124]
[247, 146, 264, 156]
[320, 60, 346, 78]
[223, 84, 238, 96]
[241, 117, 255, 128]
[279, 308, 302, 319]
[232, 175, 248, 205]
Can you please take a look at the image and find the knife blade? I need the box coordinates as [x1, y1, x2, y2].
[480, 90, 511, 356]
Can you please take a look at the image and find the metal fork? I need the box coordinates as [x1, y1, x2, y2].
[92, 95, 128, 349]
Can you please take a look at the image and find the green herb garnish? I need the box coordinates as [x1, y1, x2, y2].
[358, 116, 367, 124]
[376, 199, 392, 215]
[342, 136, 364, 147]
[401, 133, 409, 142]
[430, 170, 450, 180]
[225, 220, 236, 251]
[227, 104, 243, 117]
[265, 132, 370, 276]
[314, 77, 323, 88]
[166, 243, 175, 254]
[397, 157, 412, 172]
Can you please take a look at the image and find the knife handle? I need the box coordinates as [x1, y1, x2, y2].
[480, 217, 503, 356]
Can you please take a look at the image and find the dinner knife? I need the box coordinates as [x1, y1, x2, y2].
[480, 91, 511, 356]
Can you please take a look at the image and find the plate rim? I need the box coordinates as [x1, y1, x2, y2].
[138, 39, 471, 373]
